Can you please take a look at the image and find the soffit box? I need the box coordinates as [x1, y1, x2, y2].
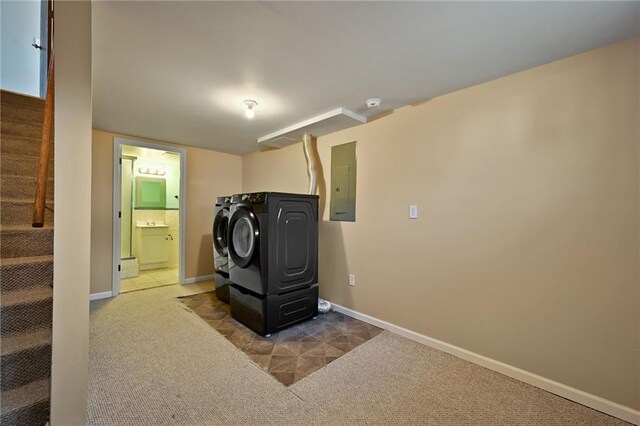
[257, 108, 367, 148]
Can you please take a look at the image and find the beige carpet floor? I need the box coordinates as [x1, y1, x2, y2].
[89, 282, 628, 425]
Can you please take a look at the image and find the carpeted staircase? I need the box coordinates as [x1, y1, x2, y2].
[1, 90, 54, 425]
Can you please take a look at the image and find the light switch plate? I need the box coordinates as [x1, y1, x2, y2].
[409, 205, 418, 219]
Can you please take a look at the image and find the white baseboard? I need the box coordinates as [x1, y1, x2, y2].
[182, 274, 215, 284]
[329, 302, 639, 425]
[89, 291, 113, 301]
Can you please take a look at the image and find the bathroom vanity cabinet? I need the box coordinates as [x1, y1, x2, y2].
[133, 224, 170, 270]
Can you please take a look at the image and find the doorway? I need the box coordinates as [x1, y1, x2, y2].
[112, 138, 186, 295]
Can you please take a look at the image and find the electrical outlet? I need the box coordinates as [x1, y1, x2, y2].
[349, 274, 356, 287]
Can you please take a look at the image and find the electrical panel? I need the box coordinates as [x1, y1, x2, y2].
[330, 141, 357, 222]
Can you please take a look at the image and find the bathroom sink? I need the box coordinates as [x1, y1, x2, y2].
[136, 222, 168, 228]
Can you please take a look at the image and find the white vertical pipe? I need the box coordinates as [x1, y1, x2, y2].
[301, 133, 331, 313]
[302, 133, 318, 195]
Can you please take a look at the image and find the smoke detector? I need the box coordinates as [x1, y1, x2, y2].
[366, 98, 381, 108]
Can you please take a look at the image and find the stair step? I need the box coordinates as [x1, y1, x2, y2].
[1, 90, 45, 115]
[0, 256, 53, 294]
[0, 175, 54, 202]
[0, 118, 43, 141]
[1, 287, 53, 337]
[1, 328, 51, 391]
[1, 135, 54, 158]
[0, 226, 53, 258]
[0, 378, 50, 426]
[1, 327, 52, 357]
[0, 153, 54, 179]
[0, 91, 51, 426]
[0, 90, 45, 141]
[0, 107, 44, 128]
[0, 199, 53, 227]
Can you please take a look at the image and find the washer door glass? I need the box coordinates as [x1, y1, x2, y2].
[232, 216, 254, 258]
[213, 209, 229, 256]
[228, 207, 258, 268]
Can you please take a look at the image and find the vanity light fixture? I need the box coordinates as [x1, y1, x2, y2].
[244, 99, 258, 119]
[138, 167, 165, 176]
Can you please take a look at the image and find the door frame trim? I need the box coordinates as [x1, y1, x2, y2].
[111, 137, 187, 295]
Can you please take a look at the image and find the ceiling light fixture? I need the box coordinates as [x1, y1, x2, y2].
[243, 99, 258, 119]
[138, 167, 165, 176]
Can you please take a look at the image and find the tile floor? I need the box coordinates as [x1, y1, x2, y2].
[179, 291, 383, 386]
[120, 267, 179, 293]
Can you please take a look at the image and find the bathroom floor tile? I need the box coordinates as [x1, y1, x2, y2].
[148, 270, 168, 278]
[120, 268, 180, 293]
[120, 279, 138, 293]
[131, 275, 157, 285]
[120, 269, 168, 293]
[178, 292, 382, 387]
[153, 271, 176, 278]
[148, 268, 177, 278]
[137, 280, 160, 290]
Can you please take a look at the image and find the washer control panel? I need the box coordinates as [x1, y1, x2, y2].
[233, 192, 267, 204]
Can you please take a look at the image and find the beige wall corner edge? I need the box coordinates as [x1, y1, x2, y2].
[50, 0, 92, 425]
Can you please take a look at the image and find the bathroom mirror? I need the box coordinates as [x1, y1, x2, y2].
[135, 176, 166, 209]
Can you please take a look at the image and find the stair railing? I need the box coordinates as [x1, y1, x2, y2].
[32, 53, 54, 228]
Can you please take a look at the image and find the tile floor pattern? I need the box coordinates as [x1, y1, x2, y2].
[179, 291, 383, 386]
[120, 268, 179, 293]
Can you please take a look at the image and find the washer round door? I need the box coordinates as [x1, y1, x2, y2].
[212, 208, 229, 256]
[228, 207, 259, 268]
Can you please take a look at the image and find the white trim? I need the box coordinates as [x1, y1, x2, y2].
[112, 140, 121, 295]
[89, 291, 113, 301]
[182, 274, 216, 284]
[112, 138, 187, 297]
[329, 302, 640, 425]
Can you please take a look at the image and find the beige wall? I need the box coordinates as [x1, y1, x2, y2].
[91, 130, 242, 294]
[51, 1, 92, 424]
[243, 38, 640, 409]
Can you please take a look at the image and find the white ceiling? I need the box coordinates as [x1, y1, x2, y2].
[93, 1, 640, 155]
[122, 144, 180, 163]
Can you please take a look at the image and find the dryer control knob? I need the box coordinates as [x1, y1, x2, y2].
[242, 194, 249, 201]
